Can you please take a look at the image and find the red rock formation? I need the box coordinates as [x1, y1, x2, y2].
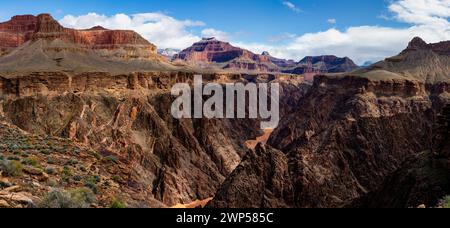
[174, 38, 279, 72]
[0, 14, 157, 59]
[0, 15, 36, 50]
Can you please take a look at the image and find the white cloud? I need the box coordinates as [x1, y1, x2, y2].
[282, 1, 302, 13]
[238, 0, 450, 64]
[58, 0, 450, 65]
[59, 12, 204, 49]
[201, 28, 230, 41]
[327, 18, 337, 24]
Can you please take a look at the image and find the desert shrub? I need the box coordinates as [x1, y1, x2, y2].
[65, 159, 78, 166]
[103, 155, 119, 164]
[47, 157, 56, 164]
[0, 160, 23, 177]
[45, 167, 56, 175]
[38, 187, 96, 208]
[84, 175, 100, 194]
[72, 149, 81, 156]
[7, 156, 20, 161]
[112, 175, 121, 182]
[89, 150, 101, 160]
[46, 178, 58, 187]
[22, 158, 40, 167]
[110, 197, 126, 208]
[40, 149, 51, 155]
[61, 166, 73, 183]
[442, 196, 450, 208]
[72, 175, 82, 182]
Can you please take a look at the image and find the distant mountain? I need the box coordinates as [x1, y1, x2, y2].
[261, 51, 297, 68]
[352, 37, 450, 84]
[158, 48, 180, 60]
[282, 55, 359, 75]
[0, 14, 175, 74]
[173, 37, 280, 72]
[0, 14, 159, 60]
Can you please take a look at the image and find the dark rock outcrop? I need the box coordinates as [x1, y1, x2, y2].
[210, 74, 444, 208]
[208, 144, 294, 208]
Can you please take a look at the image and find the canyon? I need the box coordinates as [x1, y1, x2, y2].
[0, 13, 449, 208]
[208, 37, 450, 208]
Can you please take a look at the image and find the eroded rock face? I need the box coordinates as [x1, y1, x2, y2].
[210, 75, 443, 208]
[208, 144, 294, 208]
[0, 71, 304, 207]
[0, 14, 157, 59]
[1, 90, 258, 207]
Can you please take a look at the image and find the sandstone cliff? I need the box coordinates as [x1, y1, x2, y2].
[0, 14, 158, 60]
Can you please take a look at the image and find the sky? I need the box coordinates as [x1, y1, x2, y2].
[0, 0, 449, 64]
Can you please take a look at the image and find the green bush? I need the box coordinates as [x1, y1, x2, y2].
[84, 175, 100, 194]
[442, 196, 450, 208]
[61, 166, 73, 183]
[38, 187, 96, 208]
[47, 157, 56, 164]
[110, 197, 126, 208]
[22, 158, 40, 167]
[45, 167, 56, 175]
[46, 178, 58, 187]
[65, 159, 78, 166]
[0, 160, 23, 177]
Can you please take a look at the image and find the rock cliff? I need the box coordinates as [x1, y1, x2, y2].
[0, 14, 158, 60]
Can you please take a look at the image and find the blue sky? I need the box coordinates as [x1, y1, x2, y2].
[0, 0, 403, 43]
[0, 0, 449, 64]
